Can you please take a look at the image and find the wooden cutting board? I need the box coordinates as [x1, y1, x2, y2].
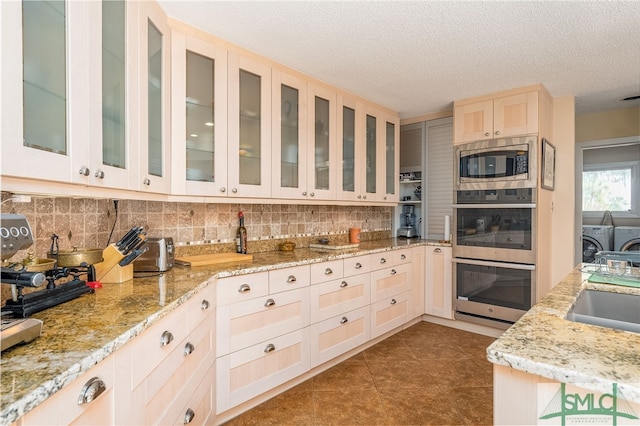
[174, 253, 253, 267]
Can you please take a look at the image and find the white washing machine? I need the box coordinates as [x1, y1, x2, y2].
[614, 226, 640, 252]
[582, 225, 614, 263]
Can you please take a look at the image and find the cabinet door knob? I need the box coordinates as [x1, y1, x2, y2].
[302, 191, 307, 196]
[94, 169, 105, 179]
[183, 408, 195, 424]
[355, 262, 362, 269]
[484, 132, 490, 137]
[380, 258, 387, 264]
[77, 377, 106, 405]
[400, 254, 406, 260]
[183, 342, 195, 356]
[286, 275, 297, 283]
[324, 267, 333, 275]
[238, 283, 251, 293]
[220, 187, 226, 193]
[143, 178, 151, 186]
[264, 343, 276, 353]
[79, 166, 90, 176]
[363, 195, 367, 199]
[495, 130, 500, 135]
[232, 187, 238, 193]
[390, 269, 397, 275]
[340, 280, 348, 288]
[340, 316, 348, 324]
[201, 299, 210, 310]
[264, 298, 276, 307]
[310, 192, 315, 197]
[160, 330, 174, 347]
[357, 195, 362, 199]
[434, 248, 442, 253]
[390, 298, 397, 305]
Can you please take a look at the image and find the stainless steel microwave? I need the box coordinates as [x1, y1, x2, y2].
[455, 135, 537, 191]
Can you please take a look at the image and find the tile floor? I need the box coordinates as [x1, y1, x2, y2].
[224, 321, 496, 425]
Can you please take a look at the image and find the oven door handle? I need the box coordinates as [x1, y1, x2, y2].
[452, 258, 536, 270]
[453, 204, 536, 209]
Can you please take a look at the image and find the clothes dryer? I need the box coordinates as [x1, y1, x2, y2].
[582, 225, 614, 263]
[614, 226, 640, 252]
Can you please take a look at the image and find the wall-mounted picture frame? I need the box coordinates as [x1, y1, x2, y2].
[541, 138, 556, 190]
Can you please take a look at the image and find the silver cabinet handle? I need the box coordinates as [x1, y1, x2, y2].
[380, 258, 387, 264]
[220, 187, 226, 193]
[77, 377, 106, 405]
[238, 284, 251, 293]
[340, 316, 348, 324]
[94, 169, 105, 179]
[302, 191, 307, 196]
[400, 254, 406, 260]
[183, 408, 195, 424]
[484, 132, 490, 137]
[357, 195, 362, 199]
[232, 187, 238, 193]
[391, 298, 397, 305]
[434, 248, 442, 253]
[79, 166, 90, 176]
[160, 330, 174, 347]
[340, 281, 348, 288]
[324, 268, 333, 275]
[495, 130, 500, 135]
[355, 262, 362, 269]
[264, 343, 275, 353]
[390, 269, 397, 275]
[286, 275, 297, 283]
[201, 299, 210, 310]
[143, 177, 151, 186]
[310, 192, 315, 197]
[184, 342, 195, 356]
[363, 195, 367, 199]
[264, 298, 276, 307]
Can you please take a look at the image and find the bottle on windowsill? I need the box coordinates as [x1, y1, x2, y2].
[236, 211, 247, 254]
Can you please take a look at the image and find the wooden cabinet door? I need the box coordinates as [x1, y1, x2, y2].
[425, 246, 453, 319]
[216, 328, 310, 413]
[371, 291, 410, 339]
[216, 287, 310, 356]
[310, 273, 370, 323]
[410, 246, 426, 318]
[494, 91, 538, 138]
[370, 263, 410, 303]
[310, 305, 370, 368]
[306, 83, 337, 200]
[454, 100, 493, 144]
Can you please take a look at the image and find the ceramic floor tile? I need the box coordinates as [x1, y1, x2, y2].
[314, 389, 389, 425]
[224, 384, 315, 425]
[425, 358, 494, 389]
[378, 387, 466, 425]
[406, 337, 467, 360]
[367, 359, 439, 389]
[447, 386, 494, 425]
[312, 358, 376, 391]
[362, 337, 417, 362]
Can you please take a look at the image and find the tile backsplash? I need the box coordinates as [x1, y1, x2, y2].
[0, 192, 393, 259]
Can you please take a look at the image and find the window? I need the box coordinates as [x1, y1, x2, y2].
[583, 164, 634, 212]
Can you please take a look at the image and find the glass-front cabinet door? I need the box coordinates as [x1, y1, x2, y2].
[336, 94, 360, 201]
[138, 1, 171, 193]
[383, 113, 400, 202]
[307, 84, 336, 200]
[170, 31, 228, 196]
[271, 70, 307, 199]
[227, 52, 272, 198]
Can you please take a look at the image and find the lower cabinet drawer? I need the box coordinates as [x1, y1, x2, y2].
[309, 273, 370, 323]
[370, 263, 410, 303]
[163, 365, 215, 426]
[216, 328, 310, 413]
[310, 305, 370, 368]
[370, 291, 411, 339]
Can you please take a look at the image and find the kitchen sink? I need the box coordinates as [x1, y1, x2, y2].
[566, 289, 640, 333]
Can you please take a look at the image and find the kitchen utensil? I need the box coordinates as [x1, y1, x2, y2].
[116, 227, 141, 250]
[119, 246, 149, 267]
[48, 246, 103, 267]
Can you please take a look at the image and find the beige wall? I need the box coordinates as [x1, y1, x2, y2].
[575, 106, 640, 143]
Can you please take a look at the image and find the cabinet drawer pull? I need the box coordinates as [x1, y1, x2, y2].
[287, 275, 297, 283]
[400, 254, 406, 260]
[264, 298, 276, 307]
[183, 408, 195, 424]
[340, 281, 348, 288]
[390, 269, 397, 275]
[77, 377, 106, 405]
[355, 262, 362, 269]
[238, 283, 251, 293]
[160, 330, 174, 347]
[201, 299, 210, 310]
[264, 343, 276, 353]
[324, 268, 333, 275]
[379, 258, 387, 264]
[184, 342, 195, 356]
[390, 298, 397, 305]
[340, 316, 348, 324]
[434, 248, 442, 253]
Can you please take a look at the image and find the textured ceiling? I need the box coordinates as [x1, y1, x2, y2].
[158, 1, 640, 119]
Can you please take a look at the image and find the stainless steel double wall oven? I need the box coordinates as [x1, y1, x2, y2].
[453, 135, 538, 328]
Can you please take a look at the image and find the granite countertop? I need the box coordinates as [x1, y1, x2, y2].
[487, 266, 640, 403]
[1, 238, 443, 424]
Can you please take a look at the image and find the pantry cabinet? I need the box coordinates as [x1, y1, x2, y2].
[424, 245, 453, 319]
[454, 91, 538, 144]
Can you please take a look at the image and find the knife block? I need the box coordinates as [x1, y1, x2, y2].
[100, 263, 134, 284]
[93, 244, 127, 283]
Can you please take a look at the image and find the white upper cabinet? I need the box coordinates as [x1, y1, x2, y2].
[271, 70, 309, 199]
[336, 94, 362, 202]
[382, 111, 400, 203]
[306, 84, 337, 200]
[170, 30, 228, 196]
[136, 1, 171, 193]
[227, 52, 272, 198]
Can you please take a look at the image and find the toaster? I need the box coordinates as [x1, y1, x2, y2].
[133, 237, 174, 272]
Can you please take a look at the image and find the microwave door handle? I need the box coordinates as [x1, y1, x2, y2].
[452, 258, 536, 270]
[453, 203, 536, 209]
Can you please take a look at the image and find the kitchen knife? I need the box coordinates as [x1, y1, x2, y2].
[121, 230, 146, 255]
[115, 227, 138, 250]
[119, 246, 149, 267]
[118, 227, 143, 253]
